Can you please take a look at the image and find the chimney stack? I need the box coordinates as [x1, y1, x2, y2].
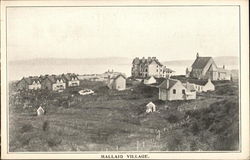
[196, 52, 199, 58]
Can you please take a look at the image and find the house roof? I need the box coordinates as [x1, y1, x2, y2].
[146, 102, 156, 108]
[46, 75, 66, 83]
[132, 57, 163, 67]
[187, 79, 209, 86]
[191, 57, 213, 69]
[155, 77, 166, 84]
[20, 76, 41, 85]
[62, 73, 79, 81]
[163, 67, 175, 73]
[217, 67, 231, 73]
[110, 74, 126, 81]
[159, 79, 179, 90]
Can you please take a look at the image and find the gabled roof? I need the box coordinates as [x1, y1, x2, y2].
[110, 74, 126, 81]
[191, 57, 212, 69]
[132, 57, 163, 67]
[163, 67, 175, 73]
[159, 79, 179, 90]
[20, 76, 41, 85]
[155, 77, 166, 84]
[146, 102, 156, 107]
[46, 75, 66, 83]
[62, 73, 79, 81]
[187, 79, 209, 86]
[148, 59, 163, 67]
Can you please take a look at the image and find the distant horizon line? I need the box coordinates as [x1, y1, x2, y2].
[9, 55, 239, 62]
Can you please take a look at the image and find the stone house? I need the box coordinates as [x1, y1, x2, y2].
[107, 74, 126, 90]
[188, 53, 231, 81]
[131, 57, 174, 78]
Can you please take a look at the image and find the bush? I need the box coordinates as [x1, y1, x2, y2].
[20, 124, 33, 133]
[47, 136, 62, 147]
[42, 121, 49, 131]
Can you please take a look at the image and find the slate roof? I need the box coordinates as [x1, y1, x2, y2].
[187, 79, 209, 86]
[46, 75, 66, 83]
[132, 57, 163, 67]
[21, 76, 41, 85]
[62, 73, 79, 81]
[155, 77, 166, 84]
[159, 79, 179, 90]
[191, 57, 212, 69]
[163, 67, 175, 73]
[110, 74, 126, 81]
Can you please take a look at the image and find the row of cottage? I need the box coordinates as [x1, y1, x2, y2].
[16, 73, 80, 91]
[16, 72, 127, 92]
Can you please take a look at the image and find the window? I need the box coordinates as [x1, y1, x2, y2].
[182, 89, 185, 94]
[156, 69, 158, 72]
[173, 89, 176, 94]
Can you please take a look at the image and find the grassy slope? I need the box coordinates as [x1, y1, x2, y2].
[9, 80, 239, 151]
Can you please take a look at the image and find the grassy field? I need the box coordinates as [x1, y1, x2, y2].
[8, 79, 239, 151]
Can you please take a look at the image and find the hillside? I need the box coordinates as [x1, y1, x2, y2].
[163, 56, 239, 67]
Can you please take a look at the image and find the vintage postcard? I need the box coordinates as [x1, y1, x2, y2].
[1, 0, 249, 159]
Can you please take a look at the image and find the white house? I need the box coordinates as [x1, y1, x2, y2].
[107, 74, 126, 90]
[159, 79, 196, 101]
[183, 79, 215, 92]
[146, 102, 156, 113]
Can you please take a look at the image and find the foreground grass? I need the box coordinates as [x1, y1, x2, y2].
[9, 80, 239, 151]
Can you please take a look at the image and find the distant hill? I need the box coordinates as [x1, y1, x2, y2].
[9, 57, 133, 66]
[163, 56, 239, 67]
[10, 56, 238, 67]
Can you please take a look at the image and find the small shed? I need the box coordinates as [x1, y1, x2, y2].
[37, 106, 45, 116]
[146, 102, 156, 113]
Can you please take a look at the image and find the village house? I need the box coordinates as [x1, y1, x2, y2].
[41, 75, 66, 91]
[187, 53, 231, 81]
[183, 79, 215, 93]
[143, 76, 157, 85]
[131, 57, 174, 78]
[159, 79, 196, 101]
[16, 76, 41, 90]
[107, 74, 126, 90]
[62, 73, 80, 87]
[217, 65, 232, 80]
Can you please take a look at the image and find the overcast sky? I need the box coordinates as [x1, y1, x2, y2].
[7, 6, 239, 61]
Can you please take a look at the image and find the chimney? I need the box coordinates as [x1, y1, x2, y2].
[223, 65, 225, 69]
[196, 52, 199, 58]
[166, 79, 169, 89]
[152, 57, 156, 60]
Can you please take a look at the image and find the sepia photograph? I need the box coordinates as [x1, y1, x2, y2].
[1, 0, 249, 159]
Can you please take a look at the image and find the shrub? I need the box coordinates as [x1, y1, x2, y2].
[20, 124, 33, 133]
[42, 121, 49, 132]
[47, 136, 62, 147]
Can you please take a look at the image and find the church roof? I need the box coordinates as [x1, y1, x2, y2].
[191, 57, 213, 69]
